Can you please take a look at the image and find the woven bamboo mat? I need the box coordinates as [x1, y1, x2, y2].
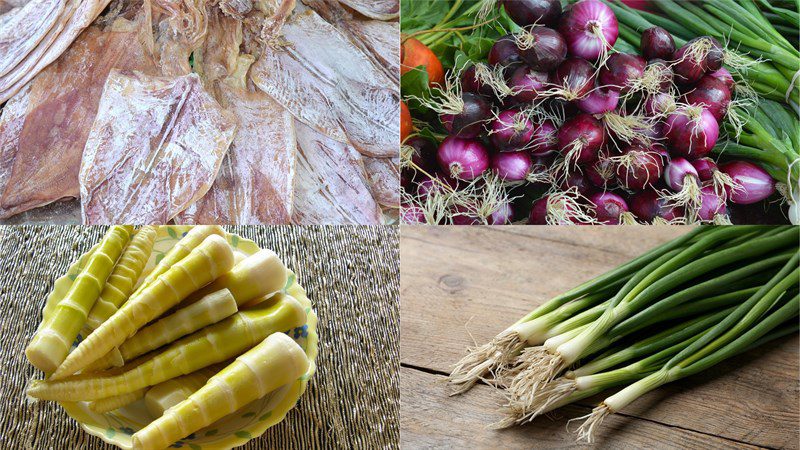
[0, 225, 400, 449]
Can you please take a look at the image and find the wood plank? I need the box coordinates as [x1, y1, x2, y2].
[400, 226, 799, 448]
[400, 367, 761, 450]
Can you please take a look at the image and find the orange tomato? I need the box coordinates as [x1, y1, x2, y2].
[400, 101, 413, 142]
[401, 38, 445, 86]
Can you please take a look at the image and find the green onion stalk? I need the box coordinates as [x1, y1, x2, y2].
[448, 228, 707, 394]
[502, 249, 791, 409]
[575, 255, 800, 443]
[504, 227, 796, 397]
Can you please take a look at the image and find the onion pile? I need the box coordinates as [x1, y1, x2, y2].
[401, 0, 779, 225]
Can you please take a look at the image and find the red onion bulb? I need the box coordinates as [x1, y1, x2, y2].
[719, 161, 775, 205]
[559, 0, 619, 60]
[436, 137, 490, 180]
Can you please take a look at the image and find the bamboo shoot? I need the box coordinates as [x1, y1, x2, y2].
[88, 389, 147, 414]
[119, 289, 238, 361]
[50, 234, 235, 379]
[86, 226, 158, 330]
[144, 366, 222, 417]
[26, 226, 133, 373]
[135, 226, 225, 294]
[132, 333, 309, 450]
[28, 295, 306, 400]
[180, 249, 288, 308]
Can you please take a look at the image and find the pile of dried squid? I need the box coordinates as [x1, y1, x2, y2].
[0, 0, 399, 224]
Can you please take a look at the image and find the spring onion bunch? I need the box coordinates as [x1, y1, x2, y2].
[449, 226, 799, 442]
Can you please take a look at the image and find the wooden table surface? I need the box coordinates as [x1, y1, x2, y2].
[400, 226, 799, 449]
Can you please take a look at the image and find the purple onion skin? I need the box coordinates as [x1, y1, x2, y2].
[589, 191, 629, 224]
[509, 65, 551, 102]
[557, 113, 605, 164]
[559, 0, 618, 60]
[631, 189, 682, 222]
[401, 204, 427, 224]
[599, 53, 646, 93]
[416, 174, 459, 198]
[441, 93, 492, 138]
[691, 157, 718, 182]
[644, 92, 674, 116]
[663, 157, 698, 191]
[560, 170, 592, 195]
[697, 185, 727, 221]
[518, 27, 568, 72]
[586, 157, 618, 189]
[530, 119, 559, 155]
[685, 75, 731, 122]
[460, 65, 494, 97]
[672, 37, 716, 85]
[490, 109, 535, 152]
[502, 0, 562, 27]
[554, 57, 595, 98]
[491, 150, 532, 181]
[641, 27, 676, 60]
[664, 108, 719, 159]
[488, 201, 515, 224]
[615, 144, 664, 191]
[709, 68, 735, 92]
[705, 37, 724, 72]
[405, 136, 438, 174]
[437, 137, 490, 180]
[645, 59, 674, 92]
[451, 206, 482, 225]
[528, 195, 581, 225]
[720, 161, 776, 204]
[489, 34, 523, 67]
[576, 85, 619, 114]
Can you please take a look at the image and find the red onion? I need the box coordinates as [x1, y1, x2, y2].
[719, 161, 775, 204]
[691, 157, 718, 181]
[401, 204, 426, 224]
[528, 192, 592, 224]
[488, 201, 515, 225]
[614, 144, 664, 191]
[559, 170, 592, 195]
[705, 37, 725, 72]
[502, 0, 563, 27]
[697, 185, 728, 221]
[553, 57, 595, 99]
[528, 154, 556, 186]
[576, 85, 619, 114]
[530, 119, 559, 155]
[509, 65, 551, 102]
[461, 65, 495, 97]
[631, 190, 683, 222]
[557, 113, 605, 165]
[589, 191, 629, 224]
[643, 59, 674, 93]
[599, 53, 646, 93]
[441, 92, 493, 138]
[559, 0, 618, 60]
[684, 75, 731, 122]
[491, 150, 532, 181]
[417, 174, 459, 197]
[640, 26, 675, 60]
[586, 156, 618, 189]
[451, 205, 482, 225]
[516, 27, 568, 72]
[644, 92, 676, 116]
[404, 136, 438, 174]
[490, 109, 535, 152]
[489, 34, 523, 67]
[708, 67, 735, 92]
[664, 107, 719, 158]
[672, 37, 717, 84]
[663, 157, 702, 213]
[437, 137, 490, 180]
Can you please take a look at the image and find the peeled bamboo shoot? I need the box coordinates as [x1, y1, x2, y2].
[88, 389, 147, 414]
[181, 249, 288, 307]
[26, 226, 133, 373]
[135, 226, 225, 294]
[86, 226, 158, 330]
[50, 234, 235, 379]
[28, 295, 306, 401]
[119, 289, 238, 361]
[144, 366, 222, 417]
[132, 333, 310, 450]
